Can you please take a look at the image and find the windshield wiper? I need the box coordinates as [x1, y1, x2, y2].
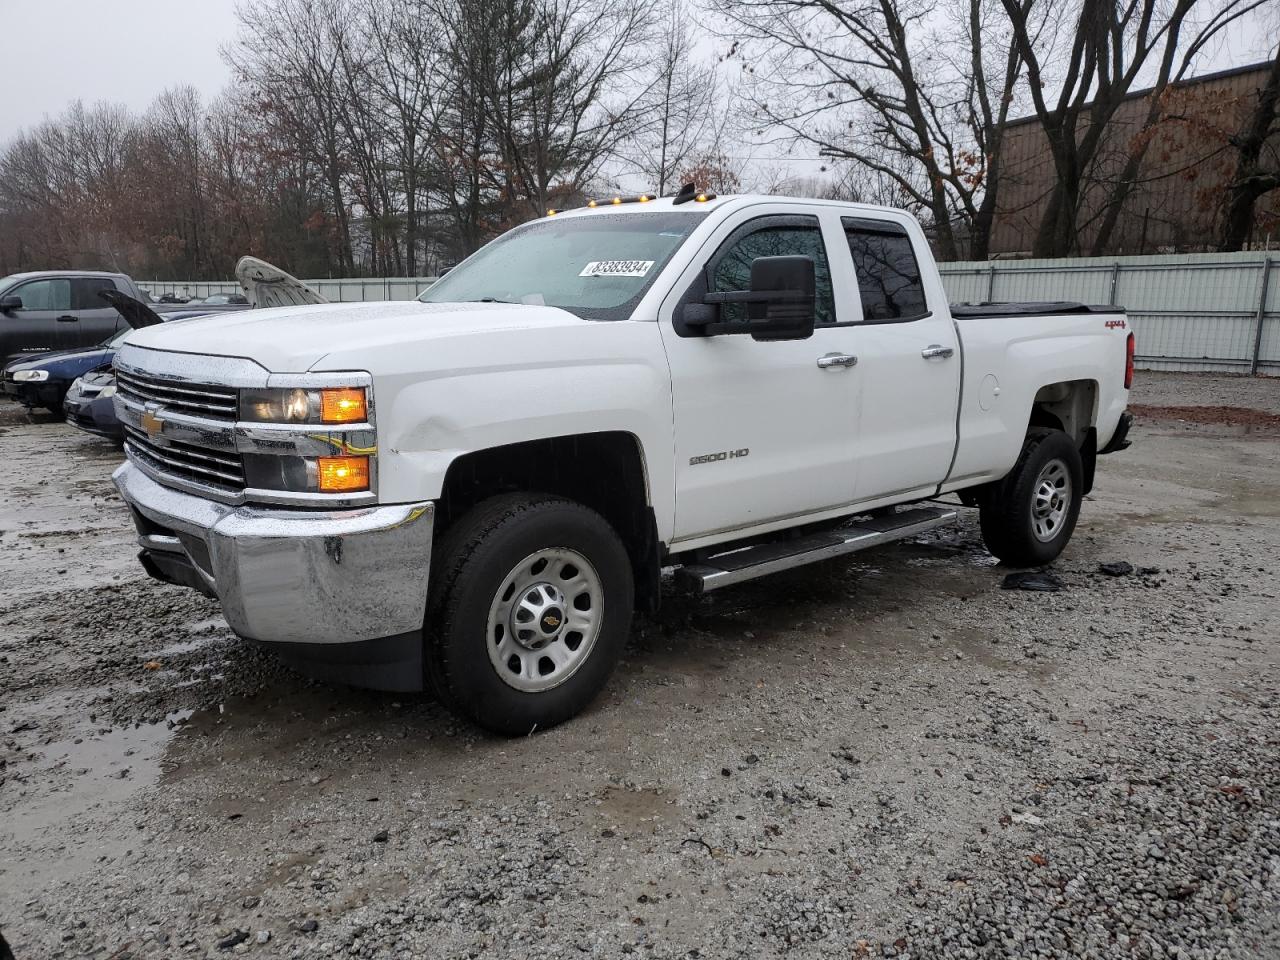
[462, 297, 519, 304]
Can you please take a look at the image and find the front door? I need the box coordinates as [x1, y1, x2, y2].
[659, 209, 860, 544]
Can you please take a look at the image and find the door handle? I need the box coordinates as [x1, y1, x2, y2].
[817, 353, 858, 369]
[921, 344, 954, 359]
[56, 314, 79, 322]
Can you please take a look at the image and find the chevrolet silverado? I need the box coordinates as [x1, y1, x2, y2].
[110, 188, 1134, 734]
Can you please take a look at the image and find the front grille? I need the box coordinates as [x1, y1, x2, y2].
[124, 425, 245, 491]
[116, 369, 239, 421]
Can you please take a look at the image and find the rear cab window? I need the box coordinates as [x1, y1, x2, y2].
[842, 217, 929, 322]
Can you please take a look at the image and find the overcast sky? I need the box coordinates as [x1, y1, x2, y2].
[1, 0, 1274, 158]
[1, 0, 240, 139]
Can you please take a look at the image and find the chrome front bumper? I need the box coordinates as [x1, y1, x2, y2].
[113, 462, 434, 648]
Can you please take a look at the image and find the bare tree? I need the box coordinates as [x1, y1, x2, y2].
[427, 0, 509, 258]
[714, 0, 1024, 260]
[631, 8, 717, 194]
[481, 0, 659, 219]
[1001, 0, 1270, 257]
[363, 0, 445, 274]
[228, 0, 359, 274]
[1219, 44, 1280, 249]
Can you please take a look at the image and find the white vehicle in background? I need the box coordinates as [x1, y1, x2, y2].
[109, 185, 1134, 734]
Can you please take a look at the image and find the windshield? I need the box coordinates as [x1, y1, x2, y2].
[419, 212, 707, 320]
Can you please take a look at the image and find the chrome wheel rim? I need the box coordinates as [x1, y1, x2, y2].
[486, 548, 603, 693]
[1031, 459, 1071, 542]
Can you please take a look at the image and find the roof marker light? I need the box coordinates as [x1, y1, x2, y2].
[553, 192, 660, 214]
[672, 182, 716, 205]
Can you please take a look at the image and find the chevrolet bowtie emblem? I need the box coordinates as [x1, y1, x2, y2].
[141, 410, 165, 438]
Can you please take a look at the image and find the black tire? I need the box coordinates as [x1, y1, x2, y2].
[979, 427, 1083, 566]
[425, 493, 633, 735]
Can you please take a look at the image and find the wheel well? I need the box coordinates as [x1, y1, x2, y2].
[437, 432, 662, 612]
[1029, 379, 1097, 446]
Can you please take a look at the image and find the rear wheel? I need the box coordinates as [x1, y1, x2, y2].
[979, 428, 1083, 566]
[426, 494, 633, 735]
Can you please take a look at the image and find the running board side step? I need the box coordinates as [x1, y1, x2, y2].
[676, 506, 958, 594]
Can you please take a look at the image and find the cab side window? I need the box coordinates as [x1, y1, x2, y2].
[712, 223, 835, 325]
[13, 278, 71, 312]
[72, 277, 117, 310]
[842, 218, 928, 322]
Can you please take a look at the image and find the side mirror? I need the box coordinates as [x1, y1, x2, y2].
[743, 255, 816, 340]
[0, 295, 22, 314]
[682, 256, 816, 340]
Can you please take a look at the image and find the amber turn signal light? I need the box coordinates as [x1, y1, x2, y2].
[317, 456, 370, 492]
[320, 388, 367, 424]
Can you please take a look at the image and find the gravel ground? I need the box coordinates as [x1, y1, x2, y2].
[1, 371, 1278, 960]
[1129, 371, 1280, 415]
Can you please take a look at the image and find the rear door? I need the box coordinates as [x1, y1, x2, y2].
[659, 207, 860, 543]
[71, 277, 125, 344]
[840, 216, 961, 501]
[1, 277, 73, 364]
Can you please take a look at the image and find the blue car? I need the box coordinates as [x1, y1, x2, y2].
[2, 333, 122, 412]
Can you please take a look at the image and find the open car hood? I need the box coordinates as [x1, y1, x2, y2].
[100, 289, 165, 329]
[235, 257, 328, 308]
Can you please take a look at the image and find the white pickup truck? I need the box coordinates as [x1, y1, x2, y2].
[111, 189, 1134, 734]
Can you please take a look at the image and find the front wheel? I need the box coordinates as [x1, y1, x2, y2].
[979, 427, 1083, 566]
[425, 494, 634, 735]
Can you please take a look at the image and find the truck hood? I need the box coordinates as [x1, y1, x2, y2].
[101, 289, 165, 328]
[120, 300, 595, 371]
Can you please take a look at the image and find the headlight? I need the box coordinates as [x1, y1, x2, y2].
[239, 387, 368, 424]
[13, 369, 49, 382]
[98, 384, 117, 399]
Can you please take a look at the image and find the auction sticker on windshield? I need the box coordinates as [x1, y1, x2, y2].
[579, 260, 654, 278]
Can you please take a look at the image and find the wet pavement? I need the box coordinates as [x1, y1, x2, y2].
[1, 375, 1278, 959]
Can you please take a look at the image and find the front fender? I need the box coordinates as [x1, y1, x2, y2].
[316, 321, 677, 540]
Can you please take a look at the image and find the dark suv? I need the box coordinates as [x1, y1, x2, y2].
[0, 271, 140, 368]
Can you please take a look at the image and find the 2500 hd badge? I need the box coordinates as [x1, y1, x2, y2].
[690, 448, 750, 466]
